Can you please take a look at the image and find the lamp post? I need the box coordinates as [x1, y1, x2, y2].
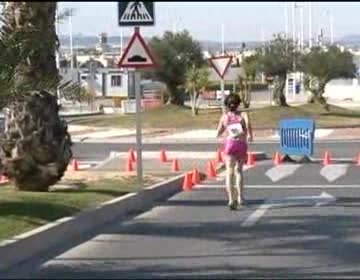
[308, 2, 312, 48]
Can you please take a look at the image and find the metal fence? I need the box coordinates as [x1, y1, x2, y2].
[279, 118, 315, 157]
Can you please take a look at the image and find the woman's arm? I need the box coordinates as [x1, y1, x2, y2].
[216, 115, 226, 138]
[242, 112, 253, 142]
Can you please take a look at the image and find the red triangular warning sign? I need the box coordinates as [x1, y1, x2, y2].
[209, 55, 232, 79]
[118, 29, 157, 68]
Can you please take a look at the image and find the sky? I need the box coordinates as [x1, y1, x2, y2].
[57, 2, 360, 42]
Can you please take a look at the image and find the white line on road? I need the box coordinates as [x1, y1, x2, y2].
[241, 192, 336, 227]
[241, 204, 271, 227]
[109, 151, 216, 159]
[265, 164, 302, 182]
[195, 184, 360, 189]
[320, 164, 349, 182]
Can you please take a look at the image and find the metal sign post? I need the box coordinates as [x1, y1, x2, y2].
[220, 79, 225, 113]
[209, 55, 232, 113]
[117, 7, 157, 183]
[134, 68, 143, 182]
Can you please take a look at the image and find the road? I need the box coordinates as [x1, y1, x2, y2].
[4, 161, 360, 279]
[73, 140, 360, 162]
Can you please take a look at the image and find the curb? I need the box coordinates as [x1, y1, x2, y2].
[60, 112, 103, 118]
[0, 174, 185, 271]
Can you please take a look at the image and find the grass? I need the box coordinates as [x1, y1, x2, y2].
[0, 177, 145, 241]
[70, 103, 360, 130]
[249, 103, 360, 129]
[71, 105, 222, 130]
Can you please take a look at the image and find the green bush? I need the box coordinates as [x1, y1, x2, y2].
[206, 82, 268, 92]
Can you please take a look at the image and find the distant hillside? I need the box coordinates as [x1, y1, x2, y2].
[58, 35, 262, 52]
[336, 35, 360, 48]
[59, 33, 360, 52]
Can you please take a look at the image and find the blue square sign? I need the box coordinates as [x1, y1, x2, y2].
[118, 1, 155, 26]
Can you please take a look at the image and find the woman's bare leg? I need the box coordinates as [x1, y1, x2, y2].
[235, 160, 245, 203]
[225, 156, 236, 205]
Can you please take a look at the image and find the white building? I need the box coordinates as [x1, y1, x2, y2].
[79, 68, 129, 98]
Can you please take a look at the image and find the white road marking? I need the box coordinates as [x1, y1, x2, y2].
[241, 192, 336, 227]
[241, 204, 271, 227]
[195, 184, 360, 189]
[320, 164, 349, 182]
[265, 164, 302, 182]
[110, 151, 217, 159]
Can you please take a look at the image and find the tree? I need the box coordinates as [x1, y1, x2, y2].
[238, 54, 258, 108]
[257, 34, 297, 106]
[60, 82, 89, 112]
[147, 30, 205, 106]
[184, 65, 210, 116]
[0, 2, 72, 191]
[300, 46, 357, 110]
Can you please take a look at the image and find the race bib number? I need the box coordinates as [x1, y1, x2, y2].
[227, 123, 243, 139]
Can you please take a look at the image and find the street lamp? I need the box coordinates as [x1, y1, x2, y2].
[324, 9, 334, 45]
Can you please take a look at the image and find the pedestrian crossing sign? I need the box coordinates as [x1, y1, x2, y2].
[118, 1, 155, 26]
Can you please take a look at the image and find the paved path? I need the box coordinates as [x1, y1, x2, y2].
[4, 161, 360, 278]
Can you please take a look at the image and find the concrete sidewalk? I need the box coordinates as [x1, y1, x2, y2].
[68, 124, 360, 144]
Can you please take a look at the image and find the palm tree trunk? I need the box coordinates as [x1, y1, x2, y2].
[315, 81, 329, 111]
[10, 2, 59, 92]
[191, 92, 198, 116]
[0, 2, 72, 191]
[243, 81, 251, 108]
[272, 74, 288, 106]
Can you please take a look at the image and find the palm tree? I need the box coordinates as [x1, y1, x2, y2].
[238, 54, 258, 108]
[300, 46, 356, 111]
[184, 65, 210, 116]
[0, 2, 72, 191]
[257, 34, 297, 106]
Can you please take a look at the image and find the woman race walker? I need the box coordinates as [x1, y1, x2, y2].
[216, 93, 253, 210]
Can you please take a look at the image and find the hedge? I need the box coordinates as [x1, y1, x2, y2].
[207, 82, 268, 92]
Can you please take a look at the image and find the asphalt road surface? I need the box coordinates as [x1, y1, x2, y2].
[73, 141, 360, 162]
[4, 161, 360, 279]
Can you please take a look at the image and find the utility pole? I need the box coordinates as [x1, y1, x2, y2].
[55, 9, 61, 104]
[69, 12, 73, 70]
[220, 23, 225, 112]
[292, 2, 296, 99]
[284, 2, 289, 37]
[300, 4, 304, 53]
[120, 29, 123, 56]
[292, 2, 296, 42]
[330, 11, 334, 45]
[308, 2, 312, 48]
[221, 23, 225, 55]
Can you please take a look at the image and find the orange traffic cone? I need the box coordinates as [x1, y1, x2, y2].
[206, 161, 217, 178]
[172, 159, 180, 172]
[192, 168, 201, 185]
[160, 149, 168, 163]
[182, 172, 193, 191]
[356, 153, 360, 166]
[323, 151, 331, 165]
[72, 159, 79, 171]
[0, 174, 8, 183]
[274, 152, 282, 165]
[126, 158, 134, 172]
[128, 148, 136, 162]
[216, 149, 224, 163]
[246, 152, 255, 166]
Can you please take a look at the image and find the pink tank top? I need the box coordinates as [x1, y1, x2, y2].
[223, 112, 247, 140]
